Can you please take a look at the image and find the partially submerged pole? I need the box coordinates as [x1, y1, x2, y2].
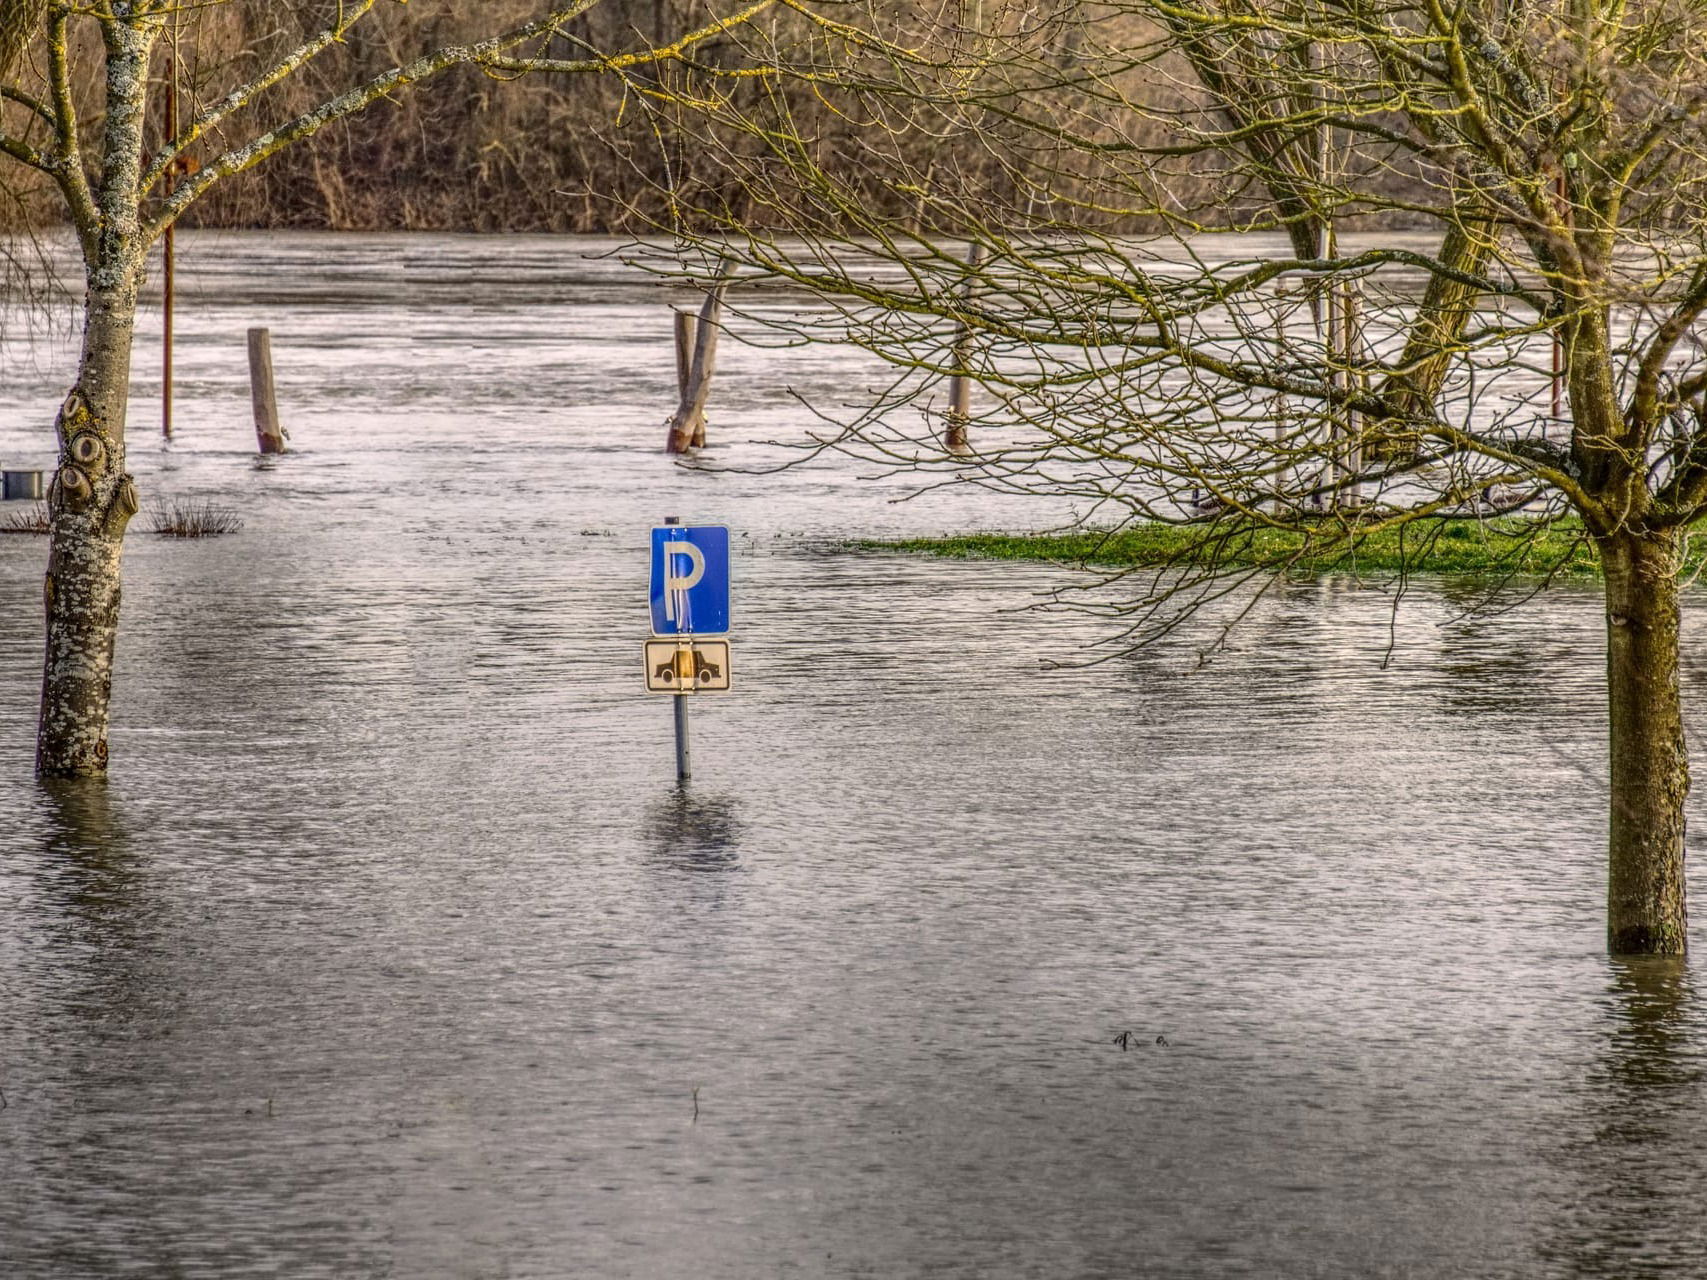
[666, 282, 727, 454]
[247, 328, 287, 455]
[162, 227, 175, 441]
[1314, 216, 1365, 511]
[1337, 280, 1363, 506]
[674, 310, 696, 401]
[674, 309, 707, 450]
[945, 350, 972, 453]
[673, 682, 692, 782]
[664, 515, 691, 782]
[1552, 171, 1567, 423]
[945, 242, 984, 454]
[162, 26, 179, 440]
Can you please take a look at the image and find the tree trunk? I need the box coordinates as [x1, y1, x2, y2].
[37, 281, 141, 778]
[1375, 216, 1495, 436]
[36, 9, 154, 777]
[1598, 528, 1689, 954]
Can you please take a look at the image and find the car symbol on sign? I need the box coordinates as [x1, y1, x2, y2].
[654, 652, 723, 684]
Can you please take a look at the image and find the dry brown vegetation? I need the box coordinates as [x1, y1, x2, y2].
[1, 0, 1129, 235]
[0, 502, 50, 534]
[147, 498, 242, 538]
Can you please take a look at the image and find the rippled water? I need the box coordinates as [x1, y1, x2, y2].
[2, 234, 1707, 1278]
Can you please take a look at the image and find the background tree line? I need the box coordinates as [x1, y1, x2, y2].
[0, 0, 1297, 236]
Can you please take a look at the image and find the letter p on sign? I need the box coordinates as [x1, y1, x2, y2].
[661, 542, 705, 625]
[649, 526, 730, 636]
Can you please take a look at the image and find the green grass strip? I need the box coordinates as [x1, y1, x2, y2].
[857, 517, 1621, 579]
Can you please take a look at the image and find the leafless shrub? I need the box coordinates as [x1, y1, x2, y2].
[0, 502, 49, 534]
[149, 499, 243, 538]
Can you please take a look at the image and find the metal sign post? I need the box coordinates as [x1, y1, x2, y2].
[673, 673, 692, 782]
[650, 518, 732, 782]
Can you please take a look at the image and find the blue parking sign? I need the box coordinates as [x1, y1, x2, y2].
[650, 525, 730, 636]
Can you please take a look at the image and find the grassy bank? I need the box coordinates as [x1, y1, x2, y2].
[860, 518, 1622, 578]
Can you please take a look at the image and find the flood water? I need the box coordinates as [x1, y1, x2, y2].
[3, 234, 1707, 1278]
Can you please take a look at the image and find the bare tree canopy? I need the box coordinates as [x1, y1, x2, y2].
[0, 1, 49, 81]
[645, 0, 1707, 953]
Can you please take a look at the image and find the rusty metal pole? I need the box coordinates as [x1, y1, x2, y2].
[162, 223, 174, 440]
[162, 37, 178, 440]
[1552, 172, 1567, 422]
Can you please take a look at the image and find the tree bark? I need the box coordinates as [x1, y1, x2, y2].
[1599, 528, 1690, 954]
[37, 281, 141, 777]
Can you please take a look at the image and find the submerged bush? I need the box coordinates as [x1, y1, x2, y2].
[149, 500, 244, 538]
[0, 503, 50, 534]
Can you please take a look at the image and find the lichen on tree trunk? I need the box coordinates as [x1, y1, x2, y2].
[1598, 529, 1690, 955]
[31, 7, 154, 778]
[36, 282, 141, 778]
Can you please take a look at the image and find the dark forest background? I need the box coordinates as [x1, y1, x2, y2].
[1, 1, 1135, 236]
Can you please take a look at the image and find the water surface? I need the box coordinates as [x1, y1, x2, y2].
[2, 234, 1705, 1278]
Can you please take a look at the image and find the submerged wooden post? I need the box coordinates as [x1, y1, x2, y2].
[247, 327, 287, 455]
[674, 311, 696, 400]
[666, 282, 726, 454]
[945, 350, 972, 454]
[673, 310, 708, 449]
[945, 242, 984, 454]
[1338, 280, 1363, 505]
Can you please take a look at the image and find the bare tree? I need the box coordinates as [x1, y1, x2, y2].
[648, 0, 1707, 953]
[0, 0, 783, 779]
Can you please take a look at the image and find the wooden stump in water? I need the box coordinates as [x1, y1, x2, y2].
[248, 328, 287, 455]
[673, 310, 708, 449]
[666, 283, 726, 454]
[675, 311, 696, 400]
[945, 364, 972, 454]
[944, 243, 984, 455]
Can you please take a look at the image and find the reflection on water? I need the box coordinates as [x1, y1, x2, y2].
[26, 779, 144, 976]
[36, 777, 125, 854]
[645, 788, 745, 872]
[1544, 959, 1707, 1279]
[22, 780, 150, 1027]
[0, 235, 1705, 1278]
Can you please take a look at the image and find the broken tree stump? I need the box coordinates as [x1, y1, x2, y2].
[665, 281, 727, 454]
